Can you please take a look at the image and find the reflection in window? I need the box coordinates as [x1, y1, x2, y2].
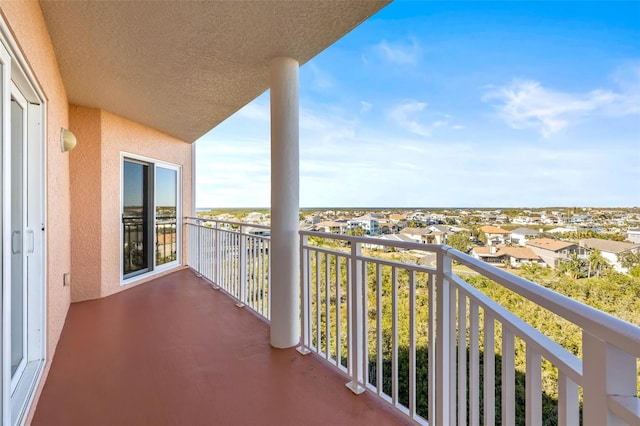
[155, 167, 177, 266]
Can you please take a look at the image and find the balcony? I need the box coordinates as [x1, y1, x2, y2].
[32, 268, 407, 425]
[34, 218, 640, 425]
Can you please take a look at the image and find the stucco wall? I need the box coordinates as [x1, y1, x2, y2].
[100, 110, 192, 298]
[69, 106, 102, 301]
[69, 107, 192, 301]
[0, 1, 71, 423]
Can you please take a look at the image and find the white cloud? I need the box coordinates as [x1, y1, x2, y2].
[483, 73, 640, 137]
[387, 100, 452, 137]
[373, 37, 421, 65]
[359, 101, 372, 114]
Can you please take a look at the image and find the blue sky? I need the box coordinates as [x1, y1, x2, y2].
[195, 1, 640, 208]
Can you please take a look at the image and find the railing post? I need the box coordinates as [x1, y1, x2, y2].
[582, 331, 637, 426]
[213, 222, 221, 289]
[346, 239, 366, 394]
[236, 225, 247, 307]
[436, 248, 453, 426]
[297, 234, 311, 355]
[195, 219, 201, 275]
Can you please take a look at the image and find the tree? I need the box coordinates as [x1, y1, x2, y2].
[447, 232, 471, 253]
[587, 248, 610, 278]
[345, 227, 365, 237]
[618, 250, 640, 270]
[557, 253, 586, 279]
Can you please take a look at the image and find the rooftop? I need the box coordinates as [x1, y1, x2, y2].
[527, 238, 577, 251]
[579, 238, 640, 254]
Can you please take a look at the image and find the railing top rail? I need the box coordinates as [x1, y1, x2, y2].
[184, 216, 271, 231]
[300, 230, 443, 253]
[445, 246, 640, 356]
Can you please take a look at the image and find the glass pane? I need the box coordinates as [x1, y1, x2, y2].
[155, 167, 177, 266]
[11, 98, 24, 377]
[123, 161, 149, 276]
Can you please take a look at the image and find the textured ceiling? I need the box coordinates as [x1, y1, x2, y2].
[39, 1, 390, 143]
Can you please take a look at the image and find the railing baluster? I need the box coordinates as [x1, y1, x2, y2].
[502, 328, 515, 426]
[525, 346, 542, 425]
[376, 263, 383, 395]
[458, 293, 467, 426]
[469, 302, 480, 426]
[362, 259, 369, 387]
[484, 313, 495, 426]
[336, 254, 342, 369]
[409, 270, 417, 418]
[325, 253, 331, 361]
[391, 266, 398, 406]
[237, 226, 246, 307]
[315, 250, 321, 353]
[557, 372, 579, 426]
[428, 273, 436, 424]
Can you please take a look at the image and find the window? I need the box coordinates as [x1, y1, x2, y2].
[122, 155, 180, 282]
[1, 28, 46, 425]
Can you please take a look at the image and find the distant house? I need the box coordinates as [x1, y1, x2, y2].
[314, 220, 348, 234]
[547, 227, 577, 234]
[422, 224, 452, 244]
[479, 225, 511, 246]
[354, 214, 380, 235]
[579, 238, 640, 273]
[510, 227, 540, 246]
[526, 238, 586, 269]
[627, 228, 640, 244]
[399, 227, 429, 243]
[471, 245, 544, 268]
[362, 233, 416, 250]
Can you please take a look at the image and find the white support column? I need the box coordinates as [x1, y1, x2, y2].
[269, 57, 300, 348]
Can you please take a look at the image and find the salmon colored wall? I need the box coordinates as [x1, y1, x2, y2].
[69, 108, 192, 301]
[69, 106, 102, 301]
[100, 110, 192, 298]
[0, 1, 71, 424]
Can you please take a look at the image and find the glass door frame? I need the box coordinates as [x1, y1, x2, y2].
[0, 24, 47, 426]
[120, 153, 181, 284]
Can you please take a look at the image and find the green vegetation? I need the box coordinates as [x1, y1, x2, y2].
[305, 238, 640, 425]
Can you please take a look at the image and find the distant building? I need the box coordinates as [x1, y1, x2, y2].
[354, 214, 380, 235]
[510, 227, 540, 246]
[479, 225, 511, 246]
[362, 233, 416, 250]
[579, 238, 640, 273]
[315, 220, 348, 234]
[471, 245, 544, 268]
[399, 227, 430, 243]
[526, 238, 586, 269]
[627, 228, 640, 244]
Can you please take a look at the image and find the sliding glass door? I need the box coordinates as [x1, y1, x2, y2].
[122, 156, 180, 281]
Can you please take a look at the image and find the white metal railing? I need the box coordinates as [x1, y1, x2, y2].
[185, 217, 270, 319]
[186, 218, 640, 426]
[299, 231, 640, 426]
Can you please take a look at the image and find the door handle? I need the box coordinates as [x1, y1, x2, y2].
[11, 230, 21, 254]
[26, 229, 35, 254]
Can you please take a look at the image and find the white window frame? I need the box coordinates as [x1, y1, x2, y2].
[0, 19, 47, 426]
[120, 152, 182, 285]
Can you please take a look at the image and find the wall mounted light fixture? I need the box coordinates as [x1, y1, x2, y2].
[60, 128, 77, 152]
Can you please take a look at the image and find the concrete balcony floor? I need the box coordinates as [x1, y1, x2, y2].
[33, 268, 409, 426]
